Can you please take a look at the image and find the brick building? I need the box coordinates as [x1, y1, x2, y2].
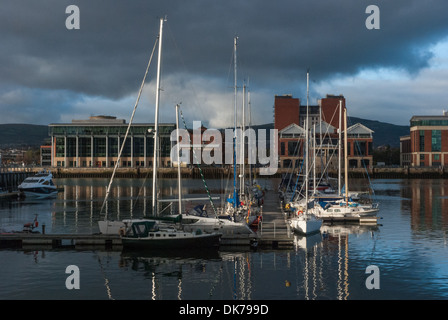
[407, 113, 448, 167]
[274, 94, 373, 169]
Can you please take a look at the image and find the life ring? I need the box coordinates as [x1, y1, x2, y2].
[297, 210, 303, 216]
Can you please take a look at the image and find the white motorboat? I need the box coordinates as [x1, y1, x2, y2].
[314, 200, 379, 218]
[18, 170, 58, 199]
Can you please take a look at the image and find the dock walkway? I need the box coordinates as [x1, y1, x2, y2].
[255, 189, 293, 249]
[0, 189, 295, 250]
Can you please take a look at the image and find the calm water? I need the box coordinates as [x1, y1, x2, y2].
[0, 177, 447, 301]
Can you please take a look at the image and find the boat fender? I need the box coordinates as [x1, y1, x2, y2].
[119, 227, 125, 236]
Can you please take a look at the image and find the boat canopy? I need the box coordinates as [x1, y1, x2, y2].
[127, 221, 159, 238]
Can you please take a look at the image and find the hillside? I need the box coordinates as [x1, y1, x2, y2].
[0, 124, 49, 147]
[348, 117, 409, 148]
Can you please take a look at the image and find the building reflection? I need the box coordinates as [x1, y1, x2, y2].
[404, 179, 448, 232]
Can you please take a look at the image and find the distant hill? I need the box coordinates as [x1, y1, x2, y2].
[0, 124, 49, 147]
[348, 117, 409, 148]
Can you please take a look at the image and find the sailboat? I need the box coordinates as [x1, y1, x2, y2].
[167, 104, 254, 236]
[288, 71, 322, 235]
[313, 107, 379, 219]
[119, 19, 222, 249]
[168, 40, 255, 236]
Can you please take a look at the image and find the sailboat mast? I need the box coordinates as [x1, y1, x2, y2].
[338, 100, 342, 196]
[152, 17, 164, 215]
[241, 82, 246, 196]
[313, 123, 316, 195]
[344, 107, 348, 205]
[305, 70, 309, 213]
[248, 82, 252, 186]
[233, 36, 238, 209]
[176, 103, 182, 214]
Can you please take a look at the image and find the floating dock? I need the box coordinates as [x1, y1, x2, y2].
[0, 186, 380, 250]
[0, 190, 294, 250]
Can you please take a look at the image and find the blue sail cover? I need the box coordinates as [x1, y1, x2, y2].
[319, 201, 331, 209]
[226, 193, 240, 207]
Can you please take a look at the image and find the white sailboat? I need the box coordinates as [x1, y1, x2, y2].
[118, 19, 222, 249]
[288, 71, 322, 235]
[169, 103, 255, 236]
[313, 106, 379, 219]
[98, 18, 164, 235]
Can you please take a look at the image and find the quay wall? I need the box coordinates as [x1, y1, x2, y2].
[1, 166, 448, 189]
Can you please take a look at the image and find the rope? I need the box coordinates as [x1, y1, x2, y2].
[179, 109, 218, 217]
[100, 37, 159, 218]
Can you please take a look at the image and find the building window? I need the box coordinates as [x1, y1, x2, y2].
[419, 130, 425, 152]
[56, 137, 65, 157]
[281, 142, 285, 156]
[432, 130, 441, 152]
[288, 141, 299, 156]
[94, 138, 106, 157]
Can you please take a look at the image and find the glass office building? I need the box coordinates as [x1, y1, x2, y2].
[409, 114, 448, 167]
[49, 116, 176, 168]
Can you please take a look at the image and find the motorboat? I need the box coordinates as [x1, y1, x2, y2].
[314, 200, 379, 218]
[121, 220, 222, 249]
[18, 170, 58, 199]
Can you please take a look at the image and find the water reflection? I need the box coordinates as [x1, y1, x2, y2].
[2, 178, 448, 299]
[402, 179, 448, 232]
[289, 224, 379, 300]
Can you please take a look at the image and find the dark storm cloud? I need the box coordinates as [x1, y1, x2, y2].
[1, 0, 448, 124]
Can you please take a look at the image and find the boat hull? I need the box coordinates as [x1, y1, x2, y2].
[19, 189, 58, 199]
[121, 233, 222, 249]
[98, 220, 126, 235]
[181, 217, 255, 235]
[289, 216, 322, 235]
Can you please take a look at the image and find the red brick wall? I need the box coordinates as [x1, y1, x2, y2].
[320, 95, 346, 131]
[274, 95, 300, 131]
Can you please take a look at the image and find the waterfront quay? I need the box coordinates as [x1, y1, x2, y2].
[2, 165, 448, 189]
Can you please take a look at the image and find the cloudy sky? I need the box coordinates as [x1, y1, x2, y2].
[1, 0, 448, 128]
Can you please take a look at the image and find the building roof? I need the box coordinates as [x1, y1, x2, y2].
[279, 121, 338, 136]
[346, 123, 374, 134]
[279, 123, 305, 137]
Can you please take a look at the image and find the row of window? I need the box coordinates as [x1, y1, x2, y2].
[54, 136, 171, 158]
[418, 130, 441, 152]
[279, 141, 372, 156]
[50, 125, 175, 136]
[54, 160, 175, 168]
[411, 119, 448, 127]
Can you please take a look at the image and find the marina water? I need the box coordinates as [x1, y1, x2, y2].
[0, 177, 447, 300]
